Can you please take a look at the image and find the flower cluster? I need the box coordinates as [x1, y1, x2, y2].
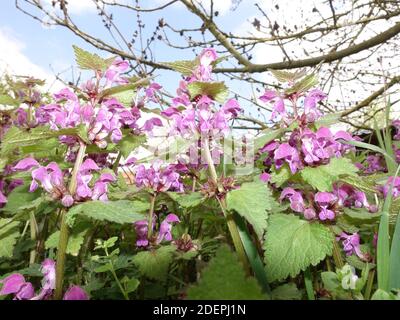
[0, 259, 88, 300]
[132, 160, 183, 193]
[13, 157, 115, 207]
[280, 183, 376, 222]
[260, 126, 354, 174]
[260, 88, 326, 123]
[134, 213, 180, 247]
[337, 232, 369, 261]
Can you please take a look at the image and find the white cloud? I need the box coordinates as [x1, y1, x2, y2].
[0, 27, 62, 91]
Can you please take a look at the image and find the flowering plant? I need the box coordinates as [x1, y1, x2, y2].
[1, 46, 400, 300]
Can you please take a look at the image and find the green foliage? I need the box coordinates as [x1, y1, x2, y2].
[285, 74, 318, 95]
[300, 157, 358, 191]
[162, 59, 199, 76]
[66, 200, 148, 226]
[167, 192, 205, 208]
[226, 180, 277, 238]
[263, 214, 334, 282]
[186, 245, 266, 300]
[0, 219, 20, 258]
[45, 228, 87, 256]
[73, 45, 114, 71]
[269, 69, 307, 83]
[271, 283, 302, 300]
[187, 81, 229, 103]
[132, 245, 176, 281]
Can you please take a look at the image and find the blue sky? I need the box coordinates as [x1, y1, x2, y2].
[0, 1, 259, 95]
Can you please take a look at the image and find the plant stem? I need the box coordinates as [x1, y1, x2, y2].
[54, 142, 86, 300]
[304, 267, 315, 300]
[202, 138, 249, 272]
[105, 247, 129, 300]
[112, 152, 122, 174]
[29, 211, 38, 265]
[332, 234, 344, 269]
[364, 269, 375, 300]
[147, 194, 157, 239]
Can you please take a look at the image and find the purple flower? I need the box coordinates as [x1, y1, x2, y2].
[304, 207, 317, 220]
[41, 259, 56, 291]
[199, 48, 217, 67]
[157, 214, 180, 244]
[0, 190, 7, 204]
[274, 143, 301, 173]
[260, 90, 285, 120]
[143, 117, 163, 132]
[222, 99, 241, 117]
[337, 232, 368, 261]
[393, 120, 400, 140]
[314, 192, 337, 220]
[145, 83, 162, 102]
[91, 173, 116, 201]
[133, 161, 183, 193]
[13, 157, 39, 171]
[303, 89, 326, 122]
[380, 176, 400, 198]
[334, 183, 376, 212]
[280, 187, 305, 213]
[0, 274, 35, 300]
[134, 220, 150, 247]
[63, 286, 89, 300]
[104, 58, 129, 86]
[260, 172, 271, 183]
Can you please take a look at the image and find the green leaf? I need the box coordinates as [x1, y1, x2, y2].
[0, 94, 19, 106]
[132, 245, 176, 281]
[73, 45, 114, 71]
[2, 185, 43, 214]
[343, 208, 381, 223]
[263, 214, 334, 282]
[254, 128, 284, 151]
[269, 69, 307, 83]
[0, 219, 20, 258]
[0, 125, 88, 157]
[314, 113, 341, 128]
[270, 165, 291, 187]
[187, 81, 229, 103]
[99, 77, 150, 100]
[45, 229, 86, 256]
[371, 289, 397, 300]
[271, 283, 302, 300]
[187, 245, 266, 300]
[226, 180, 277, 238]
[161, 59, 199, 76]
[66, 200, 148, 226]
[167, 192, 205, 209]
[390, 202, 400, 289]
[119, 133, 146, 158]
[300, 157, 358, 192]
[285, 74, 319, 95]
[321, 271, 340, 292]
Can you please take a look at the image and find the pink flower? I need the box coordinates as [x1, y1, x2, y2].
[337, 232, 368, 261]
[314, 192, 337, 220]
[260, 90, 285, 120]
[104, 58, 129, 86]
[0, 274, 35, 300]
[274, 143, 301, 174]
[157, 214, 180, 244]
[63, 286, 89, 300]
[280, 187, 305, 213]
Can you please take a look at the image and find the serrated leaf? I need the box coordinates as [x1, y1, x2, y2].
[271, 283, 302, 300]
[0, 219, 20, 258]
[45, 229, 86, 256]
[2, 185, 43, 214]
[187, 245, 266, 300]
[226, 181, 277, 238]
[0, 94, 19, 106]
[269, 69, 307, 83]
[161, 59, 199, 76]
[314, 113, 341, 128]
[187, 81, 229, 103]
[73, 45, 114, 71]
[343, 208, 381, 223]
[99, 78, 150, 100]
[119, 133, 146, 158]
[285, 74, 319, 95]
[270, 165, 291, 187]
[0, 125, 88, 157]
[132, 245, 176, 281]
[254, 128, 284, 151]
[300, 157, 358, 192]
[263, 214, 334, 282]
[167, 192, 205, 208]
[66, 200, 148, 226]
